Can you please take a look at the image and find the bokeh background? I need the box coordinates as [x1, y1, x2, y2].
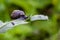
[0, 0, 60, 40]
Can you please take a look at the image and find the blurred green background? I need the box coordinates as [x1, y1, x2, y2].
[0, 0, 60, 40]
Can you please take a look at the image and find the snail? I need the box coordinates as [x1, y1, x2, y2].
[11, 10, 28, 25]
